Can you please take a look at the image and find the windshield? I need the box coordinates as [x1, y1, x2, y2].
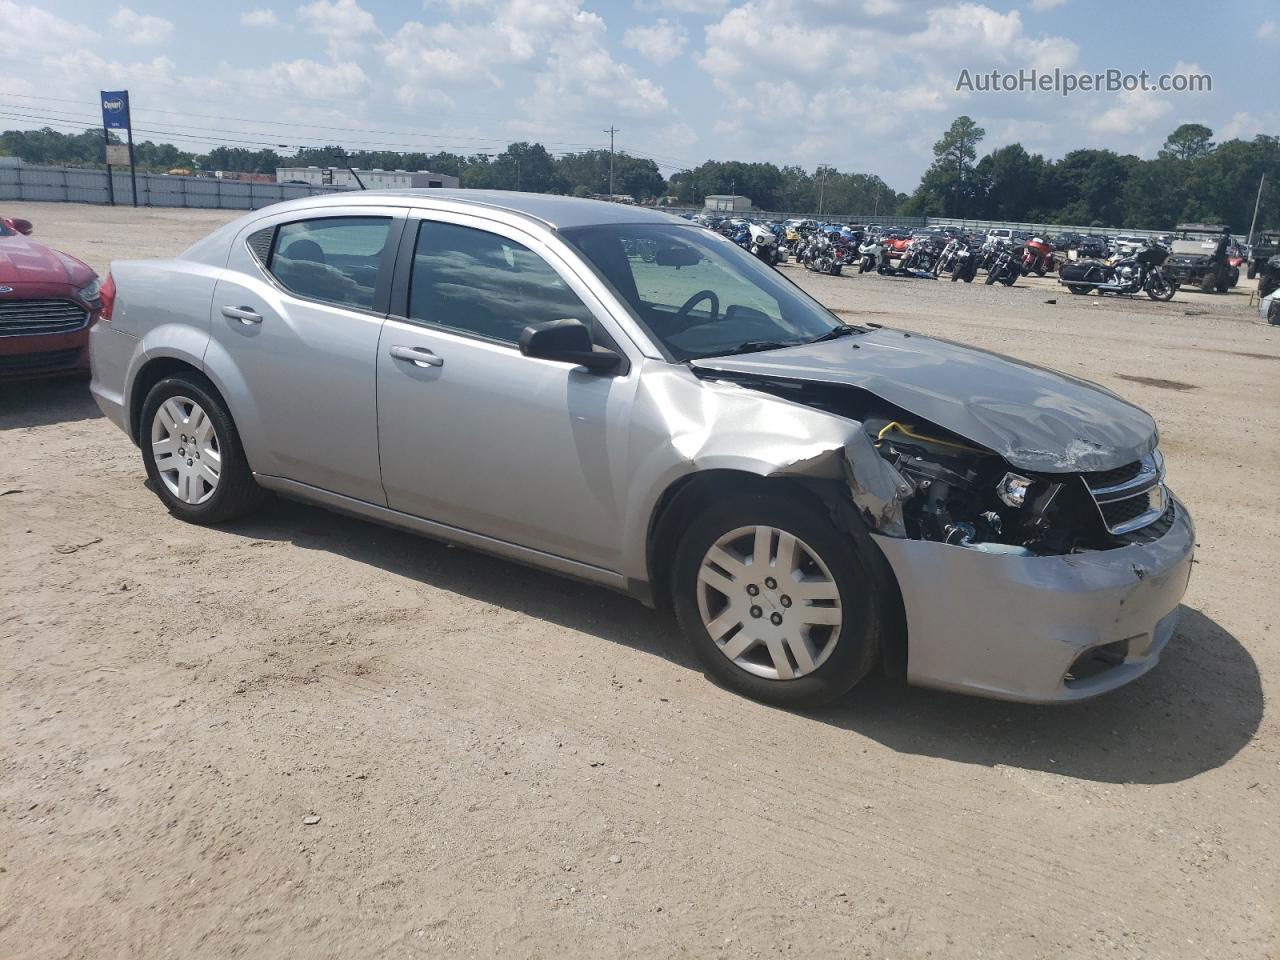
[1171, 239, 1212, 255]
[561, 222, 848, 360]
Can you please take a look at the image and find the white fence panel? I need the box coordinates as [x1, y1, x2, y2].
[0, 162, 351, 209]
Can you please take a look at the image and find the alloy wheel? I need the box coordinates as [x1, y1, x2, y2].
[696, 525, 842, 681]
[151, 395, 221, 505]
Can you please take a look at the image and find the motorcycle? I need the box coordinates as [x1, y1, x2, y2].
[1021, 236, 1059, 276]
[934, 237, 977, 282]
[746, 222, 781, 266]
[1059, 244, 1176, 300]
[801, 233, 842, 275]
[984, 242, 1020, 286]
[858, 237, 884, 274]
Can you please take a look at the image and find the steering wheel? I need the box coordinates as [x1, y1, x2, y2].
[675, 289, 720, 324]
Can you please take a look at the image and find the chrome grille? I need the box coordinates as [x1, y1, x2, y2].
[0, 299, 90, 337]
[1081, 451, 1167, 536]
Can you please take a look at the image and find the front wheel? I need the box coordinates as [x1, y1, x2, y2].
[140, 373, 266, 524]
[1067, 284, 1090, 295]
[671, 494, 889, 707]
[1146, 275, 1175, 301]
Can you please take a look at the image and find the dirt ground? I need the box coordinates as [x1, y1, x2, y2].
[2, 201, 1277, 960]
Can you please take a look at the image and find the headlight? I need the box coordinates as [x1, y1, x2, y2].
[996, 471, 1033, 507]
[78, 277, 102, 304]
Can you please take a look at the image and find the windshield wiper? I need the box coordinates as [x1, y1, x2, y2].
[806, 325, 866, 344]
[725, 339, 802, 356]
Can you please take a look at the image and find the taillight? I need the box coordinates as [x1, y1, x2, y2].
[99, 273, 116, 322]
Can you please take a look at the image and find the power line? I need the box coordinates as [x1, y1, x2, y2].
[0, 92, 697, 170]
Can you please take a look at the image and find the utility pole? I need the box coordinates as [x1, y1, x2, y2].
[603, 126, 619, 199]
[1247, 172, 1266, 245]
[817, 165, 829, 217]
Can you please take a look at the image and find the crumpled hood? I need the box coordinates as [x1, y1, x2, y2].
[0, 235, 91, 287]
[690, 327, 1157, 473]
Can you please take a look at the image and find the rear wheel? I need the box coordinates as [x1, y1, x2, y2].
[140, 373, 266, 524]
[1067, 284, 1090, 295]
[1199, 273, 1216, 293]
[671, 494, 889, 708]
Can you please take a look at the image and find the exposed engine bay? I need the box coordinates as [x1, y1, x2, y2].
[696, 371, 1163, 556]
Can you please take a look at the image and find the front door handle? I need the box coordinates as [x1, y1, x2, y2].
[389, 345, 444, 368]
[221, 305, 262, 324]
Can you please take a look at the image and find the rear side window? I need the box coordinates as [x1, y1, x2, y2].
[408, 220, 594, 345]
[268, 216, 390, 310]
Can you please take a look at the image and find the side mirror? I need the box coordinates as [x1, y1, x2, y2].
[519, 319, 622, 373]
[10, 218, 33, 235]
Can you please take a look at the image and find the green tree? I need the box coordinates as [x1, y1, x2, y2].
[973, 144, 1048, 221]
[919, 116, 986, 216]
[1159, 123, 1215, 162]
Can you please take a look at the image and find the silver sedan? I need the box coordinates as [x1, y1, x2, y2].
[90, 190, 1194, 706]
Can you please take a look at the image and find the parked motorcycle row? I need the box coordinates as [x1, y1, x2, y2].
[681, 213, 1182, 301]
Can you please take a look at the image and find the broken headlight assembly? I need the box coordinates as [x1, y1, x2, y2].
[868, 420, 1081, 554]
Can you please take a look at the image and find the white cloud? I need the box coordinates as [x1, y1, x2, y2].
[110, 7, 175, 46]
[1258, 20, 1277, 41]
[241, 9, 279, 27]
[382, 0, 671, 122]
[248, 58, 371, 100]
[298, 0, 380, 57]
[1027, 0, 1066, 9]
[637, 0, 728, 13]
[622, 18, 688, 64]
[1089, 88, 1173, 136]
[0, 0, 93, 52]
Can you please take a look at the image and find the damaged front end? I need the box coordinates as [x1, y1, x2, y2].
[701, 369, 1174, 558]
[686, 359, 1194, 703]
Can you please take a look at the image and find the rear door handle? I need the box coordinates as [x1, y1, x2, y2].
[389, 345, 444, 368]
[221, 305, 262, 324]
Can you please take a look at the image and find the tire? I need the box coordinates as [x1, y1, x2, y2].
[1229, 268, 1240, 288]
[1068, 284, 1090, 295]
[1145, 276, 1175, 301]
[1035, 266, 1047, 277]
[140, 372, 266, 525]
[1199, 273, 1216, 294]
[1269, 300, 1279, 326]
[985, 268, 999, 285]
[671, 493, 889, 708]
[1247, 264, 1257, 280]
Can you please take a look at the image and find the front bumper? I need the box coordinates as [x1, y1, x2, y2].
[0, 329, 90, 379]
[872, 496, 1195, 703]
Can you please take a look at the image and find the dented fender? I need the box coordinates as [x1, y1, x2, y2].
[619, 363, 912, 580]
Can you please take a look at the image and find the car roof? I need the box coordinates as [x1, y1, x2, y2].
[255, 188, 683, 231]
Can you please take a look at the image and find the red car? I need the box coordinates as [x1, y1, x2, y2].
[1, 216, 106, 379]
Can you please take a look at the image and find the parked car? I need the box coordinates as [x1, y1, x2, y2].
[91, 191, 1194, 707]
[1, 215, 104, 379]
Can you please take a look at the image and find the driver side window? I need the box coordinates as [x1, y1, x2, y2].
[408, 221, 598, 346]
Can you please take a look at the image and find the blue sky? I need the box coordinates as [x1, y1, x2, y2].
[3, 0, 1276, 190]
